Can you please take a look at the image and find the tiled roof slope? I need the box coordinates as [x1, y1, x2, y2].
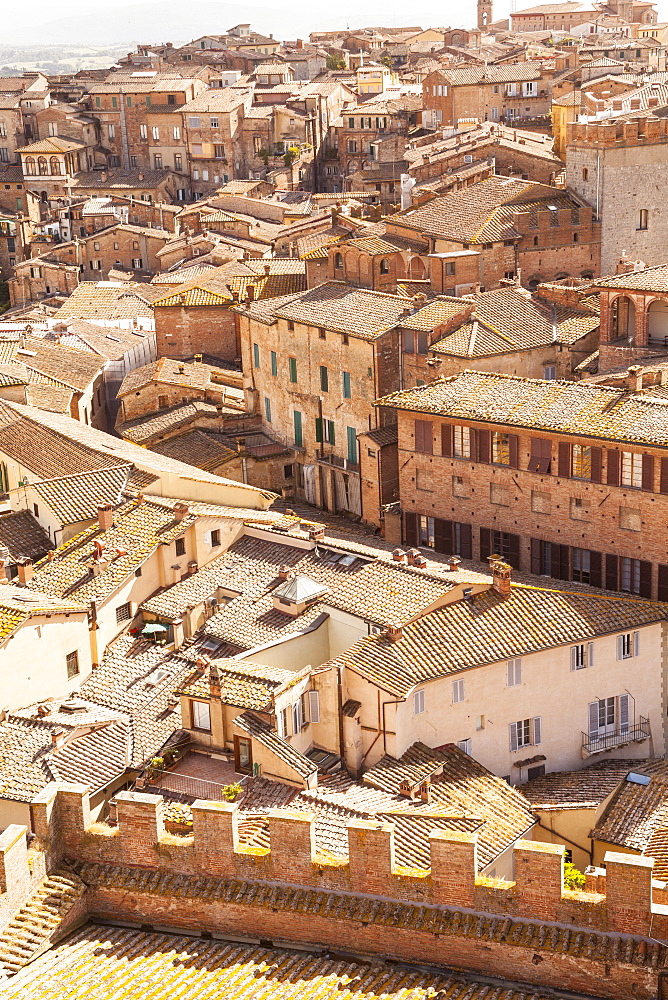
[595, 263, 668, 292]
[328, 584, 668, 697]
[149, 431, 237, 472]
[118, 357, 224, 395]
[177, 660, 294, 710]
[0, 510, 52, 562]
[55, 282, 162, 322]
[4, 924, 572, 1000]
[376, 370, 668, 447]
[393, 177, 580, 244]
[117, 400, 220, 444]
[521, 759, 652, 810]
[30, 466, 131, 525]
[235, 710, 317, 778]
[590, 759, 668, 851]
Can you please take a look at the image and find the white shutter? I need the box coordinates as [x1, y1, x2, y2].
[570, 647, 577, 671]
[277, 709, 286, 738]
[617, 635, 624, 660]
[507, 661, 514, 686]
[587, 642, 594, 668]
[588, 701, 599, 738]
[619, 693, 630, 733]
[309, 690, 320, 724]
[533, 716, 542, 746]
[634, 631, 640, 657]
[509, 722, 518, 752]
[292, 702, 300, 735]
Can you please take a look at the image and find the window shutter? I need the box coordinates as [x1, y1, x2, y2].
[642, 454, 654, 492]
[404, 511, 418, 546]
[441, 424, 452, 457]
[634, 631, 640, 657]
[292, 702, 300, 734]
[607, 449, 620, 486]
[659, 564, 668, 603]
[508, 433, 519, 469]
[479, 527, 491, 562]
[509, 722, 518, 752]
[414, 420, 424, 453]
[570, 647, 577, 671]
[605, 554, 619, 592]
[557, 441, 571, 478]
[507, 533, 521, 570]
[589, 551, 603, 589]
[315, 417, 323, 443]
[661, 457, 668, 495]
[309, 690, 320, 724]
[588, 701, 599, 738]
[532, 716, 542, 746]
[277, 709, 286, 738]
[530, 537, 541, 575]
[639, 560, 652, 599]
[433, 517, 452, 554]
[328, 421, 336, 446]
[590, 446, 602, 483]
[556, 543, 570, 581]
[619, 693, 630, 733]
[460, 523, 473, 560]
[588, 642, 594, 667]
[616, 635, 624, 660]
[476, 428, 490, 464]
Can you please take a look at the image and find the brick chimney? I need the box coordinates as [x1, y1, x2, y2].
[626, 365, 643, 392]
[405, 547, 421, 565]
[194, 353, 203, 363]
[209, 664, 221, 699]
[308, 525, 325, 543]
[50, 729, 66, 750]
[97, 503, 114, 530]
[489, 558, 512, 598]
[392, 548, 406, 563]
[448, 555, 461, 572]
[386, 624, 403, 642]
[174, 502, 189, 521]
[17, 557, 33, 585]
[278, 564, 292, 580]
[419, 779, 431, 803]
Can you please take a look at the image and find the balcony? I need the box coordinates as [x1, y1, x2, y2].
[136, 749, 250, 801]
[581, 718, 650, 757]
[317, 452, 360, 473]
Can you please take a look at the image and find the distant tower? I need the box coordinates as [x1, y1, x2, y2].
[478, 0, 493, 29]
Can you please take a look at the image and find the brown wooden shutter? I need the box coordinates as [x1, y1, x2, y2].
[661, 457, 668, 494]
[607, 449, 620, 486]
[433, 517, 452, 554]
[476, 429, 490, 464]
[414, 420, 424, 454]
[479, 527, 491, 562]
[557, 441, 571, 478]
[558, 544, 570, 580]
[507, 533, 521, 570]
[605, 553, 619, 592]
[530, 537, 541, 575]
[658, 564, 668, 603]
[529, 438, 552, 474]
[639, 560, 652, 599]
[460, 523, 473, 560]
[423, 421, 433, 455]
[589, 550, 602, 589]
[404, 511, 418, 546]
[441, 424, 452, 457]
[508, 433, 519, 469]
[590, 446, 602, 483]
[642, 454, 654, 492]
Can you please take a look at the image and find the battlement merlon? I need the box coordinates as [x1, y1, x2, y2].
[30, 783, 665, 937]
[567, 116, 668, 149]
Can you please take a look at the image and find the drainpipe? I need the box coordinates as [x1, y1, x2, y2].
[336, 664, 345, 761]
[89, 599, 100, 669]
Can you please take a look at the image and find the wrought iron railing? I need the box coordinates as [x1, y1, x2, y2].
[146, 770, 249, 801]
[581, 718, 650, 755]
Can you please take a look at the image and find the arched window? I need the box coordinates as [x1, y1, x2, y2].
[25, 157, 35, 175]
[334, 252, 343, 269]
[533, 235, 538, 246]
[38, 156, 48, 175]
[573, 232, 579, 243]
[582, 167, 588, 181]
[379, 258, 389, 274]
[611, 295, 636, 341]
[50, 157, 61, 175]
[648, 299, 668, 345]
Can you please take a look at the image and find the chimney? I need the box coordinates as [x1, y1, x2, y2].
[278, 564, 292, 580]
[236, 435, 246, 452]
[138, 172, 144, 181]
[413, 554, 427, 568]
[187, 560, 198, 576]
[247, 284, 256, 302]
[627, 365, 643, 392]
[399, 778, 416, 799]
[174, 502, 189, 521]
[405, 547, 421, 565]
[100, 171, 107, 182]
[386, 624, 403, 642]
[308, 525, 325, 543]
[392, 548, 406, 563]
[97, 503, 114, 530]
[489, 558, 512, 599]
[50, 729, 67, 750]
[448, 555, 461, 572]
[194, 353, 203, 363]
[17, 557, 34, 585]
[209, 664, 221, 699]
[419, 779, 431, 803]
[263, 262, 271, 275]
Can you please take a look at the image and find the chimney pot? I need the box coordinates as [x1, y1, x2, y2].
[97, 503, 114, 531]
[174, 502, 189, 522]
[308, 526, 325, 543]
[17, 558, 34, 585]
[278, 564, 292, 580]
[627, 365, 643, 392]
[490, 558, 512, 598]
[392, 548, 406, 563]
[405, 547, 421, 565]
[448, 555, 462, 572]
[209, 664, 221, 698]
[386, 624, 403, 642]
[50, 728, 66, 749]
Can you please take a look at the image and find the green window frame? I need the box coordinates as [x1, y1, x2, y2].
[320, 365, 328, 392]
[253, 343, 260, 368]
[95, 96, 101, 108]
[342, 371, 351, 399]
[347, 426, 358, 465]
[270, 350, 277, 376]
[293, 410, 303, 447]
[289, 357, 297, 383]
[264, 397, 271, 423]
[111, 95, 117, 108]
[126, 95, 132, 107]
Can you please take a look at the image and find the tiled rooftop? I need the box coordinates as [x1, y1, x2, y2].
[0, 510, 52, 563]
[590, 759, 668, 852]
[594, 263, 668, 292]
[150, 431, 238, 472]
[176, 660, 294, 711]
[116, 400, 221, 444]
[377, 369, 668, 447]
[521, 759, 652, 810]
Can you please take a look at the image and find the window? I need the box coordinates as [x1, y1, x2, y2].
[582, 167, 588, 181]
[140, 124, 147, 140]
[211, 529, 221, 547]
[509, 717, 541, 751]
[253, 343, 260, 368]
[457, 738, 472, 755]
[572, 444, 592, 480]
[507, 658, 522, 687]
[116, 602, 132, 624]
[492, 431, 510, 465]
[175, 537, 186, 556]
[270, 350, 277, 376]
[414, 689, 425, 714]
[175, 154, 182, 171]
[309, 689, 320, 724]
[341, 371, 351, 399]
[214, 144, 225, 158]
[285, 409, 301, 449]
[132, 258, 142, 269]
[152, 126, 159, 140]
[173, 126, 181, 140]
[277, 706, 290, 738]
[621, 451, 642, 488]
[570, 642, 593, 670]
[318, 328, 326, 340]
[210, 116, 219, 128]
[66, 651, 79, 679]
[320, 365, 329, 392]
[347, 426, 358, 465]
[402, 330, 428, 354]
[154, 154, 162, 169]
[188, 116, 201, 127]
[588, 695, 629, 741]
[452, 679, 464, 703]
[379, 259, 389, 274]
[334, 252, 343, 269]
[621, 556, 641, 593]
[192, 700, 211, 731]
[528, 437, 551, 474]
[108, 124, 116, 140]
[292, 699, 303, 734]
[264, 397, 272, 423]
[453, 425, 470, 458]
[638, 209, 648, 231]
[288, 357, 297, 383]
[414, 419, 433, 455]
[617, 631, 639, 660]
[572, 547, 591, 584]
[543, 365, 556, 380]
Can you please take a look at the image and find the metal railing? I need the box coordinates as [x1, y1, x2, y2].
[148, 770, 249, 801]
[581, 718, 650, 756]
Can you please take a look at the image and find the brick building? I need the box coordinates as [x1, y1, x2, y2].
[16, 136, 95, 201]
[378, 369, 668, 600]
[593, 263, 668, 372]
[422, 63, 552, 127]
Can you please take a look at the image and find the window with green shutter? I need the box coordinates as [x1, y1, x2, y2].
[293, 410, 303, 447]
[264, 397, 271, 423]
[347, 426, 358, 465]
[253, 343, 260, 368]
[342, 371, 351, 398]
[270, 351, 277, 376]
[289, 357, 297, 383]
[327, 420, 335, 445]
[320, 365, 328, 392]
[315, 417, 323, 442]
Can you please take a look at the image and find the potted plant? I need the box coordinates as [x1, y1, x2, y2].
[221, 782, 243, 802]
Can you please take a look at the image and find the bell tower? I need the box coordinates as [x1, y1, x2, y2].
[478, 0, 492, 28]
